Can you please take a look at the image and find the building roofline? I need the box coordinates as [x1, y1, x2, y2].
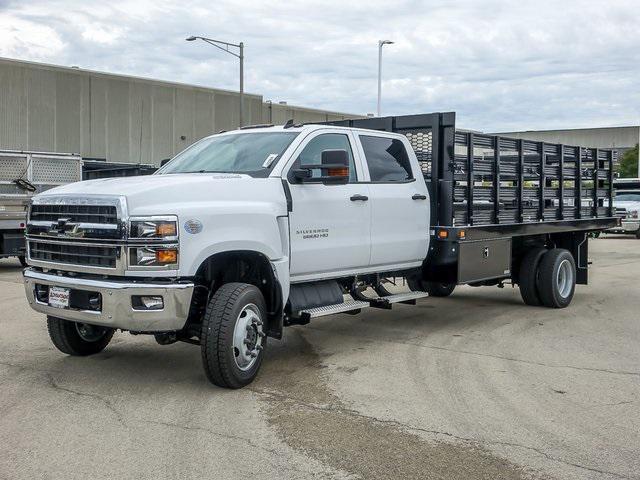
[492, 125, 639, 135]
[0, 56, 259, 98]
[0, 56, 362, 118]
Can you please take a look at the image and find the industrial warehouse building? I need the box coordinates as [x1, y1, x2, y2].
[0, 57, 360, 166]
[493, 126, 640, 157]
[2, 56, 637, 169]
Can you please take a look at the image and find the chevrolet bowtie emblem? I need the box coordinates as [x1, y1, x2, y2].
[48, 218, 82, 237]
[66, 224, 84, 238]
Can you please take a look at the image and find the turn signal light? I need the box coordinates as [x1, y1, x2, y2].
[437, 230, 448, 239]
[328, 167, 349, 177]
[156, 249, 178, 264]
[156, 222, 177, 237]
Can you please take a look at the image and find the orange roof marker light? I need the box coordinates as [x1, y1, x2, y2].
[437, 230, 448, 240]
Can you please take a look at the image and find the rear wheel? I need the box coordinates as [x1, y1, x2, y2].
[47, 316, 114, 356]
[201, 283, 267, 389]
[518, 247, 547, 306]
[408, 278, 455, 297]
[635, 229, 640, 239]
[536, 248, 576, 308]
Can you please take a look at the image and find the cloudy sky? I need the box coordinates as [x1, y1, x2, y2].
[1, 0, 639, 131]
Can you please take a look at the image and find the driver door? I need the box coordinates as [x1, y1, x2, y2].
[285, 130, 371, 282]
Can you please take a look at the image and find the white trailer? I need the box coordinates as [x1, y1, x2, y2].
[0, 150, 82, 264]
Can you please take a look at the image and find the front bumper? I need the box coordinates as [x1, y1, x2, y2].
[23, 268, 194, 332]
[607, 219, 639, 233]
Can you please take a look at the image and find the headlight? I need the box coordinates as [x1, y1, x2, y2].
[128, 216, 179, 269]
[129, 247, 178, 268]
[628, 210, 639, 219]
[129, 217, 178, 240]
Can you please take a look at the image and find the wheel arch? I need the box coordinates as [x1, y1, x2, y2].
[193, 250, 285, 339]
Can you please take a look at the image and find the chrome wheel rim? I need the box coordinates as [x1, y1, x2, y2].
[232, 303, 264, 371]
[75, 323, 108, 342]
[556, 259, 574, 299]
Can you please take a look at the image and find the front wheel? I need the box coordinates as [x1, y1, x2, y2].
[47, 316, 114, 356]
[635, 229, 640, 239]
[18, 255, 27, 267]
[201, 283, 267, 389]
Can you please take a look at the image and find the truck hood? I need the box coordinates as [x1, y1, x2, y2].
[36, 173, 287, 215]
[614, 200, 640, 213]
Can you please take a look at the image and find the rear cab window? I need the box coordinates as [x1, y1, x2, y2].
[359, 135, 413, 182]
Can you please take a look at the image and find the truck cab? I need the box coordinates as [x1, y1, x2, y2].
[23, 124, 431, 388]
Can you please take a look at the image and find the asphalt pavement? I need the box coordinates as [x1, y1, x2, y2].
[1, 236, 638, 480]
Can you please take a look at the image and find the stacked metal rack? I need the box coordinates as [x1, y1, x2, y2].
[451, 133, 615, 226]
[327, 112, 617, 233]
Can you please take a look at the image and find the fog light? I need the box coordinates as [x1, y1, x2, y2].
[35, 284, 49, 303]
[132, 295, 164, 310]
[88, 293, 102, 311]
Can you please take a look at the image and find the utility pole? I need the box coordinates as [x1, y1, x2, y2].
[187, 35, 245, 127]
[377, 40, 394, 117]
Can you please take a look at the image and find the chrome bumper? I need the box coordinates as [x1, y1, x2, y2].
[23, 268, 194, 332]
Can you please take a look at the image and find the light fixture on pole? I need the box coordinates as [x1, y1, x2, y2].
[186, 35, 245, 127]
[377, 39, 394, 117]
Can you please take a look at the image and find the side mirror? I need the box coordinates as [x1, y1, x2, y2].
[292, 149, 350, 185]
[160, 159, 171, 167]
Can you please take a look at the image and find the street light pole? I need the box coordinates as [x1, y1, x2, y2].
[186, 35, 245, 127]
[377, 40, 394, 117]
[239, 42, 244, 128]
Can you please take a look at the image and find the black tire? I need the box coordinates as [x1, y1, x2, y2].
[635, 229, 640, 239]
[47, 316, 114, 356]
[201, 283, 267, 389]
[408, 278, 455, 297]
[18, 255, 27, 267]
[536, 248, 576, 308]
[518, 247, 547, 306]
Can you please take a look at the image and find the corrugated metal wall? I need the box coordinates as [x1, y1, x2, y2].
[0, 58, 359, 165]
[492, 127, 640, 151]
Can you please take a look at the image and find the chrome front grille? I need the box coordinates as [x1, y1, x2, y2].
[30, 204, 118, 224]
[27, 195, 126, 274]
[29, 240, 118, 268]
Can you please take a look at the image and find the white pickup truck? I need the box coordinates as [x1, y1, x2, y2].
[23, 113, 619, 388]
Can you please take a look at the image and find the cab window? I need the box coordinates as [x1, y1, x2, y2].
[360, 135, 413, 182]
[292, 133, 357, 182]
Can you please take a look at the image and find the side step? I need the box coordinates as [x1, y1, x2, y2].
[299, 300, 370, 321]
[297, 291, 430, 321]
[369, 291, 429, 309]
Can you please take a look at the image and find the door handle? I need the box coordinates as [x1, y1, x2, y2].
[412, 194, 427, 200]
[350, 194, 368, 202]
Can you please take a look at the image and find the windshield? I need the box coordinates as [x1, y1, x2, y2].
[158, 132, 299, 177]
[616, 192, 640, 202]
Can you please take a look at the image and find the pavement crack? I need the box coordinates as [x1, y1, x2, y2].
[138, 419, 281, 456]
[44, 372, 127, 427]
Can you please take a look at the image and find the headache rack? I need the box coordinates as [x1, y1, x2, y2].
[327, 112, 618, 235]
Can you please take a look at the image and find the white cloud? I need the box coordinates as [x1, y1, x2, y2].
[81, 24, 125, 45]
[0, 13, 65, 59]
[1, 0, 639, 130]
